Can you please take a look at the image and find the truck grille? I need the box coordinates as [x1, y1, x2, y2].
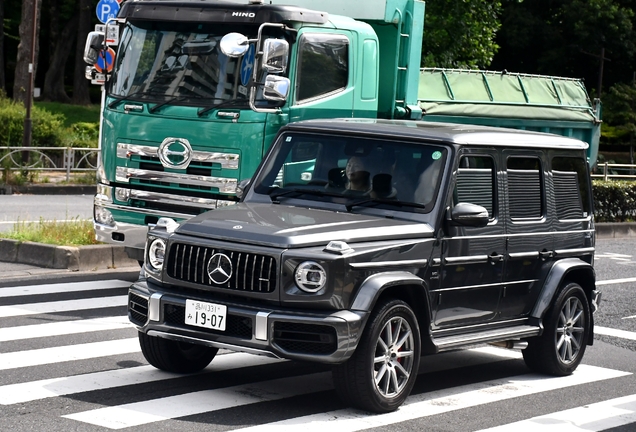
[167, 242, 277, 293]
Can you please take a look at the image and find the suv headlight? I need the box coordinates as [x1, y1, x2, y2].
[148, 238, 166, 271]
[294, 261, 327, 293]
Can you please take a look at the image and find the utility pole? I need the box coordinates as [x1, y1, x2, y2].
[21, 0, 38, 165]
[580, 47, 611, 99]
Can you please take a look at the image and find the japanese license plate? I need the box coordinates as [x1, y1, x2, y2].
[184, 299, 227, 331]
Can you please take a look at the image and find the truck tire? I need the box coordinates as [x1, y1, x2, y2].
[523, 282, 590, 376]
[332, 299, 421, 413]
[138, 331, 218, 373]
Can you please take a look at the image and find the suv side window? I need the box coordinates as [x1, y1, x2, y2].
[507, 157, 543, 220]
[454, 155, 496, 218]
[296, 33, 349, 102]
[552, 156, 591, 219]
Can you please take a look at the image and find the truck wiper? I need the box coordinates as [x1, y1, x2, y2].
[197, 99, 248, 117]
[148, 95, 190, 114]
[108, 90, 156, 109]
[345, 198, 428, 212]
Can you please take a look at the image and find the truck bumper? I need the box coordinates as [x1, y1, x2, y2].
[128, 280, 368, 364]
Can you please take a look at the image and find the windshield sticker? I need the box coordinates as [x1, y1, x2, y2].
[432, 151, 442, 160]
[286, 136, 293, 142]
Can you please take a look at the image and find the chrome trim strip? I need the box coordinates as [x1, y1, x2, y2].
[508, 251, 540, 259]
[117, 143, 240, 169]
[444, 255, 489, 264]
[434, 279, 536, 292]
[255, 312, 270, 341]
[446, 228, 594, 241]
[555, 247, 595, 256]
[149, 293, 162, 322]
[129, 189, 235, 209]
[147, 330, 281, 358]
[116, 166, 238, 193]
[96, 194, 234, 214]
[349, 259, 428, 269]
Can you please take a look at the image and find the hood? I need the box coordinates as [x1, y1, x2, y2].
[176, 203, 434, 248]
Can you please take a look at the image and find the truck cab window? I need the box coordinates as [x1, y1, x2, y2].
[296, 33, 349, 102]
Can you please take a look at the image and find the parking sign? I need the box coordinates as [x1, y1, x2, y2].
[96, 0, 120, 24]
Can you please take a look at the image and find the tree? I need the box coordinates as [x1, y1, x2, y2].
[72, 0, 92, 105]
[13, 0, 42, 105]
[42, 13, 79, 102]
[0, 0, 5, 91]
[422, 0, 503, 69]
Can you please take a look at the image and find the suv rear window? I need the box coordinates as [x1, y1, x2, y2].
[552, 156, 591, 219]
[507, 157, 543, 220]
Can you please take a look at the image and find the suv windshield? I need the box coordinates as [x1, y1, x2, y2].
[252, 132, 449, 213]
[109, 21, 283, 108]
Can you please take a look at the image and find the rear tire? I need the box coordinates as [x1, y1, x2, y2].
[332, 299, 421, 413]
[138, 331, 218, 373]
[523, 282, 590, 376]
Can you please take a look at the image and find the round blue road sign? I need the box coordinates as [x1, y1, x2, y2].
[240, 45, 255, 86]
[96, 0, 120, 24]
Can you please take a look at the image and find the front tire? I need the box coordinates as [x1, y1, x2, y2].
[332, 299, 421, 413]
[138, 331, 218, 373]
[523, 282, 590, 376]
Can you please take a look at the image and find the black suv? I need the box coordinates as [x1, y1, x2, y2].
[129, 119, 601, 413]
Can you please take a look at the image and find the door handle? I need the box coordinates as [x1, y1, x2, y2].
[488, 253, 504, 265]
[539, 250, 554, 260]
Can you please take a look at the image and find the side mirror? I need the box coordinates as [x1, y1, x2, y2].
[83, 31, 105, 64]
[219, 32, 249, 58]
[450, 202, 489, 227]
[262, 38, 289, 73]
[236, 178, 251, 200]
[262, 75, 290, 102]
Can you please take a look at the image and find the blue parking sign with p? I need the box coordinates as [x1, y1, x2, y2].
[96, 0, 120, 24]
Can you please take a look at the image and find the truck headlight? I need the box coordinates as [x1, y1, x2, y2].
[148, 238, 166, 271]
[294, 261, 327, 293]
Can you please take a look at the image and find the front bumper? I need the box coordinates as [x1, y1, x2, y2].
[128, 280, 367, 364]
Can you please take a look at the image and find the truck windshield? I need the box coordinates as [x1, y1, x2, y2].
[109, 21, 274, 107]
[252, 132, 449, 214]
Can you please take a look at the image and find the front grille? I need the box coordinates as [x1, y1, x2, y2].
[167, 243, 277, 293]
[274, 322, 338, 355]
[129, 292, 149, 326]
[163, 303, 253, 339]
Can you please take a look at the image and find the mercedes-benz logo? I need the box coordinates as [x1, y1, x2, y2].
[207, 253, 233, 285]
[158, 137, 193, 169]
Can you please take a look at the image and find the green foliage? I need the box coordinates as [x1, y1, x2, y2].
[602, 83, 636, 146]
[2, 217, 99, 246]
[65, 122, 100, 148]
[422, 0, 503, 68]
[34, 102, 100, 128]
[592, 180, 636, 222]
[0, 94, 66, 147]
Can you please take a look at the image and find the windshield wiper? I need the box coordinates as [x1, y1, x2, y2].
[148, 95, 190, 114]
[108, 89, 156, 109]
[197, 99, 248, 117]
[269, 188, 341, 203]
[345, 198, 428, 212]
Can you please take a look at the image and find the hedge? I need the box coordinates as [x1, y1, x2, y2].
[0, 96, 67, 147]
[592, 180, 636, 222]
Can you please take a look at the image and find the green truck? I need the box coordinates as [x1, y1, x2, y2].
[85, 0, 601, 261]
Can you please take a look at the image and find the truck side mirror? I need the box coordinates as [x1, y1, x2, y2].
[262, 76, 290, 102]
[262, 39, 289, 74]
[83, 31, 105, 64]
[219, 32, 249, 58]
[450, 202, 489, 227]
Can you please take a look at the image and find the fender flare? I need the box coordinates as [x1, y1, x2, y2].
[350, 271, 429, 313]
[530, 257, 595, 320]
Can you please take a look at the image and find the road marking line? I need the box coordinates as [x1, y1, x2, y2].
[0, 338, 139, 371]
[622, 315, 636, 320]
[0, 316, 133, 342]
[596, 277, 636, 286]
[595, 326, 636, 341]
[0, 296, 127, 318]
[228, 365, 630, 432]
[474, 393, 636, 431]
[63, 372, 334, 429]
[0, 279, 131, 298]
[0, 352, 284, 405]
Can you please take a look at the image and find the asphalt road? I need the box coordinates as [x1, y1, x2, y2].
[0, 194, 93, 232]
[0, 238, 635, 431]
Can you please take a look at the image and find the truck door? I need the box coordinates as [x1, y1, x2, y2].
[435, 151, 504, 328]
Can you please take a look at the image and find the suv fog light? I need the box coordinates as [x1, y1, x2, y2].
[294, 261, 327, 293]
[115, 187, 131, 202]
[148, 238, 166, 271]
[94, 205, 115, 226]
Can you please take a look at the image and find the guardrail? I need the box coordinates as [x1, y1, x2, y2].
[0, 146, 98, 182]
[591, 163, 636, 181]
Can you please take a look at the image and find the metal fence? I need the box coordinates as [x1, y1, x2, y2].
[591, 163, 636, 181]
[0, 146, 98, 182]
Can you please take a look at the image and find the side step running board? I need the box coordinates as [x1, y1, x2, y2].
[433, 325, 541, 352]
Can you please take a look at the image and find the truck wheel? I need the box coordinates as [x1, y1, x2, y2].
[523, 282, 590, 376]
[332, 299, 420, 413]
[138, 331, 218, 373]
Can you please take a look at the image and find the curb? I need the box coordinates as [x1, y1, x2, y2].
[595, 223, 636, 239]
[0, 238, 137, 271]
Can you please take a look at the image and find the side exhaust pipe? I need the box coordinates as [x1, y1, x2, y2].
[489, 340, 528, 350]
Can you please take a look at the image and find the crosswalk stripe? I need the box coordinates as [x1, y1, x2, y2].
[0, 280, 131, 298]
[0, 338, 139, 371]
[63, 372, 333, 429]
[595, 326, 636, 341]
[0, 316, 133, 342]
[474, 393, 636, 431]
[0, 295, 127, 318]
[0, 352, 284, 405]
[229, 365, 631, 432]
